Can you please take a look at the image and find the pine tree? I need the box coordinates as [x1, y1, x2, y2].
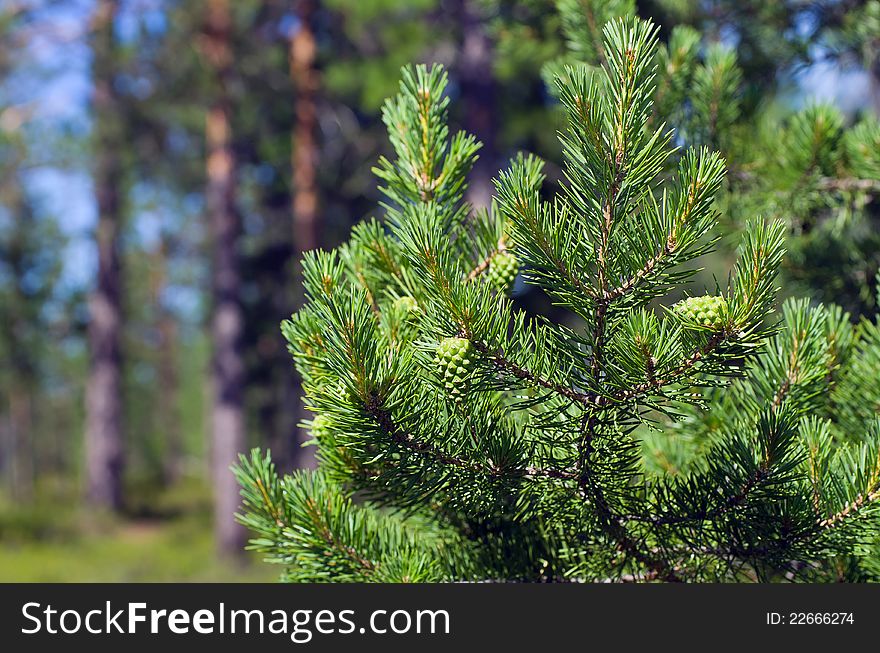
[86, 0, 126, 511]
[731, 104, 880, 317]
[203, 0, 248, 555]
[235, 17, 880, 582]
[0, 137, 63, 502]
[549, 0, 880, 317]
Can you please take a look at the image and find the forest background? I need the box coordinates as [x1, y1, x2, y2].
[1, 0, 878, 581]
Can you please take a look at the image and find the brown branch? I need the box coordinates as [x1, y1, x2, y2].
[609, 333, 725, 404]
[604, 244, 669, 301]
[623, 467, 769, 527]
[819, 483, 880, 529]
[577, 458, 683, 582]
[572, 410, 681, 581]
[303, 497, 377, 573]
[562, 117, 687, 580]
[471, 341, 601, 407]
[364, 398, 576, 483]
[818, 489, 880, 529]
[707, 474, 880, 567]
[525, 466, 578, 481]
[465, 252, 495, 283]
[817, 177, 880, 193]
[476, 321, 729, 416]
[465, 238, 506, 283]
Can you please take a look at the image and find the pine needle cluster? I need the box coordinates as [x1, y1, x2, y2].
[235, 16, 880, 582]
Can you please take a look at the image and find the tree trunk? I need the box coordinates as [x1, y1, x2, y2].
[204, 0, 247, 556]
[286, 0, 321, 470]
[0, 171, 35, 501]
[455, 0, 497, 210]
[7, 385, 34, 502]
[870, 61, 880, 116]
[290, 0, 321, 255]
[85, 0, 124, 511]
[150, 234, 183, 484]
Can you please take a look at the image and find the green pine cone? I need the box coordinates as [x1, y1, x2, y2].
[433, 337, 476, 396]
[310, 414, 330, 441]
[673, 295, 728, 330]
[486, 251, 519, 293]
[333, 379, 359, 403]
[393, 295, 420, 315]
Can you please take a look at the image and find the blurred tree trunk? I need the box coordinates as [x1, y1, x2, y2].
[290, 0, 321, 255]
[85, 0, 124, 511]
[150, 234, 183, 484]
[7, 387, 34, 501]
[286, 0, 321, 470]
[454, 0, 497, 210]
[871, 63, 880, 116]
[203, 0, 247, 556]
[1, 183, 36, 502]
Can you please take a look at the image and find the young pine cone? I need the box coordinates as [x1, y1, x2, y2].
[486, 251, 519, 294]
[672, 295, 728, 331]
[434, 337, 476, 396]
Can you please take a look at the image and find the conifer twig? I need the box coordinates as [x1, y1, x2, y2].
[465, 238, 506, 283]
[364, 398, 577, 483]
[819, 487, 880, 529]
[471, 341, 601, 406]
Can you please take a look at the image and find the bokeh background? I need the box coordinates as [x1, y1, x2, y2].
[0, 0, 878, 581]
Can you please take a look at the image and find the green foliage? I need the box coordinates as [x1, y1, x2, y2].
[552, 0, 880, 316]
[730, 104, 880, 316]
[688, 44, 742, 150]
[650, 297, 880, 580]
[233, 17, 878, 582]
[557, 0, 635, 64]
[234, 451, 473, 582]
[323, 0, 440, 111]
[549, 0, 742, 154]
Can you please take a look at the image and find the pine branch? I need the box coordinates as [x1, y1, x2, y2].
[817, 177, 880, 192]
[240, 15, 880, 584]
[603, 243, 668, 301]
[820, 486, 880, 529]
[611, 332, 724, 403]
[576, 443, 683, 582]
[303, 499, 378, 574]
[465, 237, 506, 283]
[364, 394, 577, 483]
[471, 340, 601, 407]
[626, 464, 769, 527]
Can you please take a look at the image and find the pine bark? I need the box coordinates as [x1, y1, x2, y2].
[290, 0, 321, 255]
[455, 0, 497, 210]
[204, 0, 247, 555]
[85, 0, 124, 511]
[150, 235, 183, 484]
[286, 0, 321, 470]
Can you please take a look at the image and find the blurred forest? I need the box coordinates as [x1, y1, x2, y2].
[0, 0, 878, 581]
